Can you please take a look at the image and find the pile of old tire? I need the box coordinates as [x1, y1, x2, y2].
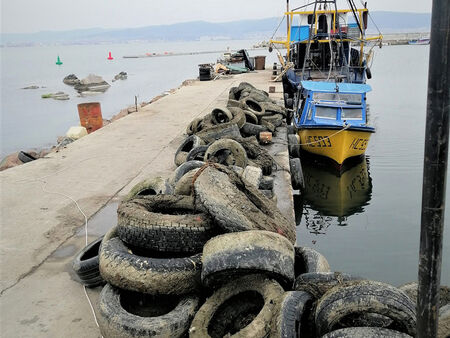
[72, 236, 105, 288]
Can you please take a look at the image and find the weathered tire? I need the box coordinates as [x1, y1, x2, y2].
[243, 110, 259, 124]
[201, 230, 295, 288]
[194, 165, 295, 243]
[229, 86, 240, 100]
[186, 145, 209, 162]
[124, 177, 172, 202]
[195, 123, 242, 144]
[399, 282, 450, 308]
[288, 134, 300, 158]
[240, 98, 266, 117]
[294, 247, 330, 277]
[240, 123, 268, 137]
[439, 304, 450, 338]
[189, 274, 284, 337]
[211, 107, 233, 125]
[289, 158, 304, 190]
[186, 117, 203, 135]
[82, 274, 105, 288]
[321, 327, 412, 338]
[172, 160, 204, 185]
[174, 169, 198, 196]
[174, 135, 204, 166]
[117, 195, 215, 253]
[72, 236, 104, 286]
[272, 291, 314, 338]
[99, 228, 202, 294]
[261, 102, 287, 117]
[315, 280, 417, 337]
[259, 175, 274, 190]
[230, 136, 273, 175]
[242, 165, 263, 188]
[294, 272, 363, 299]
[226, 99, 242, 108]
[287, 125, 296, 135]
[204, 139, 248, 168]
[98, 283, 199, 338]
[262, 113, 284, 124]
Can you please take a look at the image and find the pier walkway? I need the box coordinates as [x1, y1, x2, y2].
[0, 70, 292, 337]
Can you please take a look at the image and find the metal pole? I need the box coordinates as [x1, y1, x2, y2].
[417, 0, 450, 337]
[286, 0, 290, 40]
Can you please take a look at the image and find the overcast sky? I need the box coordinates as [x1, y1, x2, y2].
[1, 0, 432, 34]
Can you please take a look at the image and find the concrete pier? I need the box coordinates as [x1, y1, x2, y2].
[0, 70, 294, 337]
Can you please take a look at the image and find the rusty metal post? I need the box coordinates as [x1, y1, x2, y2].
[417, 0, 450, 337]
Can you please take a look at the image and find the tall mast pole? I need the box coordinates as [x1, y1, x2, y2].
[286, 0, 290, 41]
[417, 0, 450, 337]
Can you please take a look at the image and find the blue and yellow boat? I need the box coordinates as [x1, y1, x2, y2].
[293, 80, 374, 165]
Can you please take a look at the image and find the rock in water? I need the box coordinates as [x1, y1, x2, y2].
[74, 74, 110, 93]
[63, 74, 80, 86]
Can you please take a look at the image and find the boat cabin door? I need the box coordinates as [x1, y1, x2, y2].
[318, 15, 328, 36]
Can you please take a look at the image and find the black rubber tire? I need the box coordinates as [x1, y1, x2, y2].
[186, 117, 203, 135]
[228, 136, 273, 175]
[99, 228, 202, 295]
[201, 230, 295, 288]
[226, 99, 242, 109]
[72, 236, 103, 282]
[294, 247, 330, 277]
[229, 86, 240, 100]
[186, 145, 209, 162]
[195, 123, 242, 144]
[172, 160, 205, 185]
[243, 110, 259, 124]
[294, 272, 363, 300]
[98, 283, 199, 338]
[260, 102, 287, 117]
[290, 158, 304, 190]
[189, 274, 284, 337]
[240, 123, 268, 137]
[18, 151, 37, 163]
[315, 280, 417, 337]
[204, 138, 248, 168]
[194, 165, 296, 243]
[287, 125, 296, 135]
[321, 327, 412, 338]
[366, 66, 372, 80]
[439, 304, 450, 338]
[117, 195, 216, 253]
[174, 135, 204, 167]
[272, 291, 314, 338]
[259, 175, 274, 190]
[288, 134, 300, 158]
[82, 274, 106, 288]
[211, 107, 233, 124]
[240, 98, 266, 117]
[174, 168, 199, 196]
[124, 177, 172, 202]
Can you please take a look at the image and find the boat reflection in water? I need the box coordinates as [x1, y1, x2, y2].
[295, 156, 373, 233]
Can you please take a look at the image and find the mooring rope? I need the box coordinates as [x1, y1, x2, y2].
[296, 124, 351, 146]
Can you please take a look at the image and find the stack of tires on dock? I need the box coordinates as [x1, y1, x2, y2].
[71, 82, 450, 337]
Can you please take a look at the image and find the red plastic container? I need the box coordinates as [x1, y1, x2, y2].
[77, 102, 103, 133]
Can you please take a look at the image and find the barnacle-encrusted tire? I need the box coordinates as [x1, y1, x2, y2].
[204, 139, 248, 168]
[99, 229, 202, 294]
[195, 123, 242, 144]
[211, 107, 233, 124]
[186, 145, 209, 162]
[194, 166, 296, 243]
[172, 160, 204, 185]
[243, 110, 259, 124]
[399, 282, 450, 308]
[288, 134, 300, 158]
[294, 272, 363, 299]
[117, 195, 215, 253]
[233, 136, 273, 175]
[290, 158, 304, 190]
[201, 230, 295, 288]
[321, 327, 412, 338]
[272, 291, 314, 338]
[72, 236, 104, 286]
[98, 283, 199, 338]
[240, 123, 268, 137]
[439, 304, 450, 338]
[124, 177, 172, 201]
[174, 135, 204, 166]
[189, 274, 284, 338]
[226, 99, 241, 108]
[261, 102, 287, 117]
[294, 246, 330, 277]
[259, 175, 274, 190]
[315, 280, 417, 337]
[174, 169, 199, 196]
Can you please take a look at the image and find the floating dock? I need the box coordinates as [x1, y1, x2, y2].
[0, 70, 293, 336]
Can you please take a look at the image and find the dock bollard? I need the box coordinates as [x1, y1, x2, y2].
[77, 102, 103, 134]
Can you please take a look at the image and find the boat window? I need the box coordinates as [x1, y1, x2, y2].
[313, 92, 362, 104]
[315, 106, 337, 119]
[341, 108, 363, 120]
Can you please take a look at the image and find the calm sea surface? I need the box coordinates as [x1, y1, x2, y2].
[295, 44, 449, 286]
[0, 40, 276, 157]
[1, 42, 448, 286]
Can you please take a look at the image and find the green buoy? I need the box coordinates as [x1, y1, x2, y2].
[56, 55, 63, 65]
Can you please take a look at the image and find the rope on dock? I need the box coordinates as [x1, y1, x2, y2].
[297, 124, 351, 146]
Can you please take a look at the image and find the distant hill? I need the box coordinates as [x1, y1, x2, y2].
[1, 11, 431, 46]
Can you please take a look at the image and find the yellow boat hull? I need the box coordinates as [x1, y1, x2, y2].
[298, 128, 372, 165]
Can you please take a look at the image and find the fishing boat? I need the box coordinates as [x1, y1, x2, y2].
[270, 0, 382, 166]
[408, 37, 430, 45]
